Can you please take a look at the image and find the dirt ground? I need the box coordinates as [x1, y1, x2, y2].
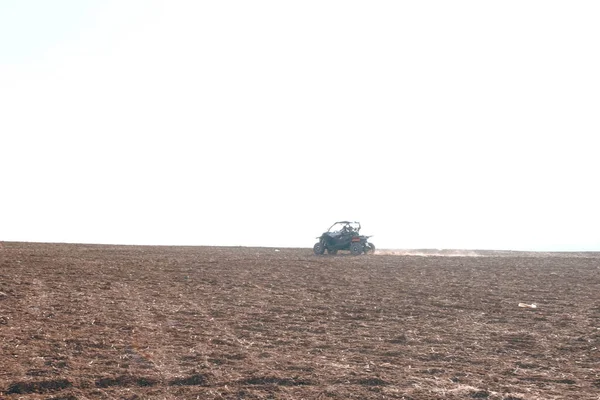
[1, 242, 599, 399]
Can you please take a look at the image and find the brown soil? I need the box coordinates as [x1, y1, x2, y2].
[1, 242, 599, 399]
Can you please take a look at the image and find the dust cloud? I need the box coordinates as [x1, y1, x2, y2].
[375, 249, 481, 257]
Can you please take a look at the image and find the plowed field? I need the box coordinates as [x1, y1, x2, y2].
[1, 242, 599, 399]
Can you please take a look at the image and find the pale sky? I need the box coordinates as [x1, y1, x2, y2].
[1, 1, 599, 251]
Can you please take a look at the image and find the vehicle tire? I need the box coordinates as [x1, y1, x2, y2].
[327, 248, 338, 255]
[313, 242, 325, 255]
[350, 243, 363, 255]
[365, 243, 376, 254]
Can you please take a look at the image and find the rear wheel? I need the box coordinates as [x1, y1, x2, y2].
[350, 242, 363, 255]
[365, 243, 376, 254]
[327, 248, 338, 255]
[313, 242, 325, 255]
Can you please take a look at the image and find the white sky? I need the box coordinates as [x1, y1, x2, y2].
[1, 1, 599, 250]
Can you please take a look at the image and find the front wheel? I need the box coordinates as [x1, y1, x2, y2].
[350, 242, 363, 255]
[365, 243, 376, 254]
[313, 242, 325, 255]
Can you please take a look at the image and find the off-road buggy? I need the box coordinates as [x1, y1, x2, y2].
[313, 221, 375, 255]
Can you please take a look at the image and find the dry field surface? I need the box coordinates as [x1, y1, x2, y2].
[0, 242, 599, 399]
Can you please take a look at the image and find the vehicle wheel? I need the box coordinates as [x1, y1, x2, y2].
[327, 248, 338, 255]
[350, 243, 363, 255]
[313, 242, 325, 255]
[365, 243, 376, 254]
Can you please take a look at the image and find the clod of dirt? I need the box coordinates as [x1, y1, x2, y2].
[168, 374, 208, 386]
[555, 378, 576, 384]
[0, 291, 7, 299]
[387, 334, 408, 344]
[355, 377, 388, 386]
[470, 390, 490, 398]
[94, 375, 158, 388]
[241, 376, 312, 386]
[6, 379, 72, 394]
[26, 369, 52, 377]
[515, 361, 539, 369]
[421, 368, 445, 375]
